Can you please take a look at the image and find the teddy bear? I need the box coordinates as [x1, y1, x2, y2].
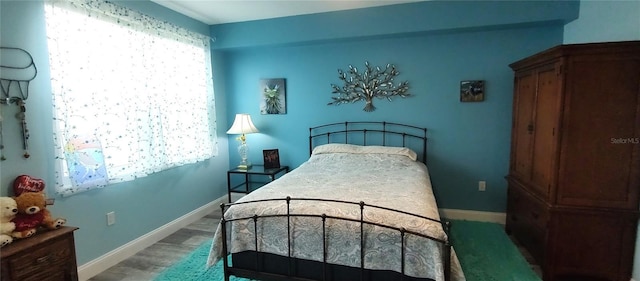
[12, 191, 67, 238]
[0, 197, 18, 247]
[11, 191, 67, 238]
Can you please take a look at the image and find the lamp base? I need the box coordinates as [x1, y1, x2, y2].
[237, 158, 252, 170]
[236, 141, 252, 170]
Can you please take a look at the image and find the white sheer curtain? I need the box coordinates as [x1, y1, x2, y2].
[45, 0, 217, 196]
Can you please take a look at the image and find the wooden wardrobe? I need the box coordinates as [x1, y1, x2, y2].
[506, 41, 640, 281]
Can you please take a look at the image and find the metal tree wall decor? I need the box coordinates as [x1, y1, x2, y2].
[328, 61, 410, 112]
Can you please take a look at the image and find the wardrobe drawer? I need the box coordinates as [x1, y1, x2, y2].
[507, 183, 549, 264]
[507, 182, 549, 229]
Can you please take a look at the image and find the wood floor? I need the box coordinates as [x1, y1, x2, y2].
[88, 210, 221, 281]
[88, 209, 541, 281]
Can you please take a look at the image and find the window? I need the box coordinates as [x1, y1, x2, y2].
[45, 0, 217, 196]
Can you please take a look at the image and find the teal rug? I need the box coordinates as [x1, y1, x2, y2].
[154, 220, 541, 281]
[153, 241, 253, 281]
[449, 220, 541, 281]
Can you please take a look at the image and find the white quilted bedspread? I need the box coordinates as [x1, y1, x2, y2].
[208, 149, 465, 281]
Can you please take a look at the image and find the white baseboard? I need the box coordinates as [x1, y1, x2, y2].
[439, 208, 506, 224]
[77, 194, 227, 281]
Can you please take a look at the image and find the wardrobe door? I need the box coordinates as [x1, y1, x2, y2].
[510, 70, 536, 182]
[529, 63, 562, 200]
[557, 56, 640, 209]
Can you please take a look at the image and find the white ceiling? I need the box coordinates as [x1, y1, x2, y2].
[150, 0, 425, 25]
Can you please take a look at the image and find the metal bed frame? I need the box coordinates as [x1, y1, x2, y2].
[219, 122, 453, 281]
[308, 121, 428, 163]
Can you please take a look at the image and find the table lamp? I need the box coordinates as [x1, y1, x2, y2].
[226, 113, 259, 169]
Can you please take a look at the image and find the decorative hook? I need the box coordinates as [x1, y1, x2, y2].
[0, 47, 37, 160]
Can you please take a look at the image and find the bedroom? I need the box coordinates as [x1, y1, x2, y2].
[0, 0, 638, 280]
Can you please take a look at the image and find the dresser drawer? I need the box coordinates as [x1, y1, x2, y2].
[9, 238, 72, 280]
[17, 270, 67, 281]
[0, 227, 78, 281]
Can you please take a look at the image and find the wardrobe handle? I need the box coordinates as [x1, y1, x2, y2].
[527, 123, 534, 134]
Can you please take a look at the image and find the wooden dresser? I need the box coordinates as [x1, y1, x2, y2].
[1, 226, 79, 281]
[505, 41, 640, 281]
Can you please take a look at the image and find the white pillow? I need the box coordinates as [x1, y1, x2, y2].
[312, 143, 418, 161]
[311, 143, 361, 154]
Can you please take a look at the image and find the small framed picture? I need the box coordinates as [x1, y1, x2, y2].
[460, 80, 485, 102]
[260, 78, 286, 114]
[263, 149, 280, 169]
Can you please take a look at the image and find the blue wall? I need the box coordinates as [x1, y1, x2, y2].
[563, 0, 640, 44]
[214, 1, 571, 212]
[0, 0, 230, 266]
[211, 1, 578, 49]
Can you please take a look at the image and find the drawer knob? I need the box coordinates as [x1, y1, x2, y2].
[36, 255, 51, 263]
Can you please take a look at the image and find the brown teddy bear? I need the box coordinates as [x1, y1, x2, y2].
[11, 191, 66, 239]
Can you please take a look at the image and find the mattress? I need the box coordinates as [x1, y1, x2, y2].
[207, 144, 465, 281]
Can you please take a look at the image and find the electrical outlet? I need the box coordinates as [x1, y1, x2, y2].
[478, 181, 486, 191]
[106, 211, 116, 226]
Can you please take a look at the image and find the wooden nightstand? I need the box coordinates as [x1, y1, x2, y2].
[227, 165, 289, 202]
[1, 226, 79, 281]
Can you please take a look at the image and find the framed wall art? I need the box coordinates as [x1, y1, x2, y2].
[460, 80, 485, 102]
[260, 78, 286, 114]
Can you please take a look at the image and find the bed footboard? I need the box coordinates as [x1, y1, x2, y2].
[219, 197, 452, 281]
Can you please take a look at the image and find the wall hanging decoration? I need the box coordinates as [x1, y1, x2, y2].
[64, 135, 109, 188]
[460, 80, 485, 102]
[260, 78, 286, 114]
[328, 61, 410, 112]
[0, 47, 38, 159]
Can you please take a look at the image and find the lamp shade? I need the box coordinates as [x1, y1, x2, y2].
[226, 114, 259, 135]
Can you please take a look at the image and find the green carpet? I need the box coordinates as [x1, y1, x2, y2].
[449, 220, 541, 281]
[153, 241, 254, 281]
[154, 220, 541, 281]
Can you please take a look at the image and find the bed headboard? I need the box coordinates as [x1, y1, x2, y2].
[309, 121, 428, 163]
